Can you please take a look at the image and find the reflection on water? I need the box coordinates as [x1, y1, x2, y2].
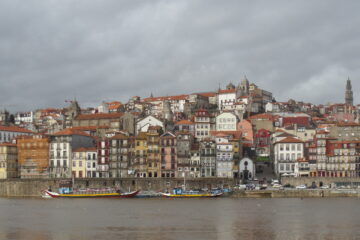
[0, 198, 360, 240]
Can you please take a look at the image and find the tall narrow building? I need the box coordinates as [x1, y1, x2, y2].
[345, 78, 354, 106]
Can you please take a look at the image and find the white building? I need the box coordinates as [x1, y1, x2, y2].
[0, 126, 33, 143]
[216, 112, 238, 131]
[85, 148, 98, 178]
[239, 158, 255, 180]
[15, 111, 34, 125]
[217, 89, 237, 110]
[273, 137, 304, 176]
[136, 115, 164, 134]
[216, 142, 233, 178]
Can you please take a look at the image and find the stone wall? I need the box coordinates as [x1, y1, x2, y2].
[0, 178, 237, 197]
[281, 177, 360, 187]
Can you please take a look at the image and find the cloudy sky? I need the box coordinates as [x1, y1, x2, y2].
[0, 0, 359, 111]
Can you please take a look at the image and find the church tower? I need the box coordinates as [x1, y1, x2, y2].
[345, 77, 354, 106]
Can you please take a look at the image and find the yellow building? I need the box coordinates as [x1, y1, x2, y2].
[146, 126, 162, 178]
[72, 148, 87, 178]
[134, 132, 147, 177]
[0, 143, 18, 179]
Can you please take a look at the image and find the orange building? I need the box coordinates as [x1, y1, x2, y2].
[17, 134, 49, 178]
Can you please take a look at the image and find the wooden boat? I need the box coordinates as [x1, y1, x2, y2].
[160, 188, 223, 198]
[42, 189, 140, 198]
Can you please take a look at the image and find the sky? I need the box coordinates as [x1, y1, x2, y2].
[0, 0, 359, 112]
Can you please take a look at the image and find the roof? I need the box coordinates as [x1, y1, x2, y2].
[218, 89, 236, 94]
[175, 119, 194, 125]
[195, 92, 216, 97]
[276, 137, 304, 144]
[0, 142, 17, 147]
[110, 133, 129, 140]
[72, 126, 109, 131]
[142, 94, 188, 102]
[249, 113, 274, 120]
[75, 113, 123, 120]
[0, 125, 33, 134]
[52, 128, 92, 137]
[73, 147, 97, 152]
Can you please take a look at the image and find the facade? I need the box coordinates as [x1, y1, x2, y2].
[109, 134, 133, 178]
[97, 138, 110, 178]
[239, 157, 255, 180]
[194, 109, 213, 140]
[72, 149, 86, 178]
[134, 132, 148, 178]
[274, 137, 304, 176]
[216, 139, 234, 178]
[0, 143, 18, 179]
[17, 135, 49, 178]
[49, 129, 95, 178]
[0, 126, 33, 143]
[15, 111, 34, 125]
[176, 132, 192, 178]
[345, 78, 354, 106]
[160, 132, 177, 178]
[216, 112, 237, 131]
[136, 115, 164, 134]
[200, 139, 216, 177]
[190, 143, 201, 178]
[146, 126, 162, 178]
[329, 123, 360, 141]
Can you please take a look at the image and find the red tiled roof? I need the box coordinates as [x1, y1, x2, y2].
[195, 92, 216, 97]
[73, 147, 97, 152]
[175, 120, 194, 125]
[277, 137, 303, 143]
[218, 89, 236, 94]
[52, 128, 92, 137]
[75, 113, 123, 120]
[249, 113, 274, 120]
[72, 126, 109, 131]
[0, 142, 17, 147]
[143, 94, 188, 102]
[0, 125, 33, 134]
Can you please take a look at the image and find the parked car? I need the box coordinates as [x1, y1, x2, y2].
[320, 185, 330, 189]
[272, 184, 282, 188]
[296, 185, 307, 189]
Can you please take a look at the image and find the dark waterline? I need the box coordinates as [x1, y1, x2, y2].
[0, 198, 359, 240]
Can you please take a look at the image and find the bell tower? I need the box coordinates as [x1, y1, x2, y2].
[345, 77, 353, 106]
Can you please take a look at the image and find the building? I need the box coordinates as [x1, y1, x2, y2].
[72, 148, 87, 178]
[239, 157, 255, 180]
[216, 112, 237, 131]
[146, 126, 162, 177]
[329, 123, 360, 141]
[345, 78, 354, 106]
[97, 138, 110, 178]
[49, 128, 95, 178]
[160, 132, 177, 178]
[200, 139, 216, 177]
[15, 111, 34, 125]
[176, 131, 193, 178]
[0, 125, 33, 143]
[274, 137, 304, 176]
[0, 143, 18, 179]
[136, 115, 164, 134]
[215, 137, 234, 178]
[17, 135, 49, 178]
[134, 132, 148, 178]
[190, 143, 201, 178]
[109, 133, 133, 178]
[194, 109, 213, 140]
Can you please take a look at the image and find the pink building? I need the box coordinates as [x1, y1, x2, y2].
[160, 132, 177, 178]
[237, 120, 254, 143]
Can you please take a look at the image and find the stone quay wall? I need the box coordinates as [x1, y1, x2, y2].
[280, 177, 360, 187]
[0, 178, 237, 197]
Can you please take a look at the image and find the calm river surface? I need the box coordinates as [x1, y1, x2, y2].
[0, 197, 359, 240]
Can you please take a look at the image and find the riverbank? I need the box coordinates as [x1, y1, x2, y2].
[2, 178, 360, 198]
[231, 189, 360, 198]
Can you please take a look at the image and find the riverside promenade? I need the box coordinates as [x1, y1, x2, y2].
[2, 178, 360, 198]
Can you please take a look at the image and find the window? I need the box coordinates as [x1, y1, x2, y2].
[73, 161, 76, 167]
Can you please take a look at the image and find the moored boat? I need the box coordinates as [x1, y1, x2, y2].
[42, 189, 140, 198]
[160, 188, 223, 198]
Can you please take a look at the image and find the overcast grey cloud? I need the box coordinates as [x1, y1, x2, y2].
[0, 0, 359, 111]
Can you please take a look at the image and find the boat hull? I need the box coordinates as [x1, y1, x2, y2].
[43, 190, 140, 198]
[160, 192, 223, 198]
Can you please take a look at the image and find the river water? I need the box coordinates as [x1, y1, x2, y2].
[0, 197, 359, 240]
